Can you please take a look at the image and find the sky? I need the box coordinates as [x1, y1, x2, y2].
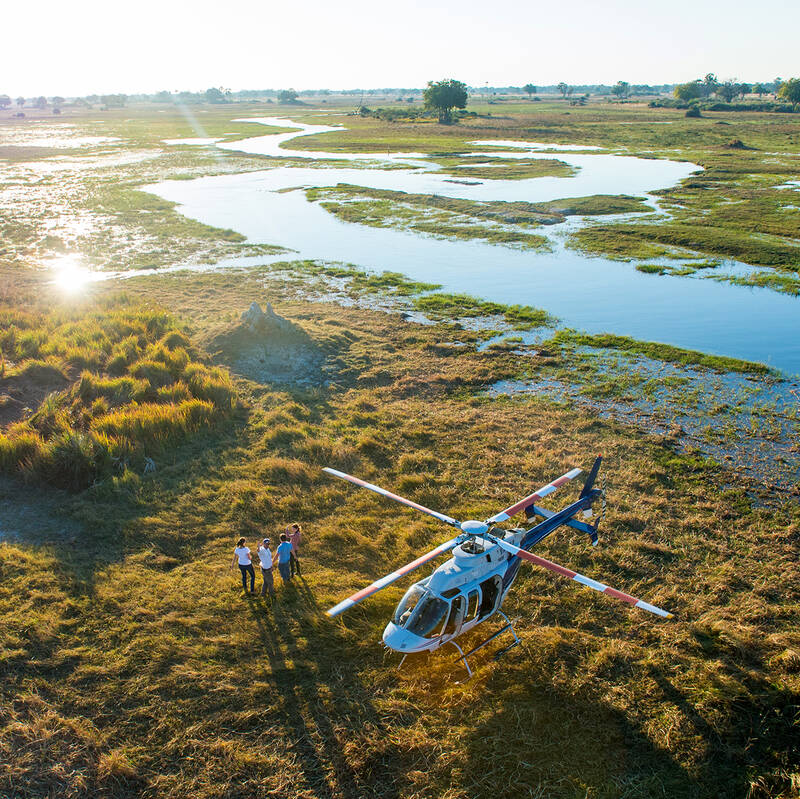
[3, 0, 798, 97]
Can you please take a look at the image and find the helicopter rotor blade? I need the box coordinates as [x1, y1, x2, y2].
[487, 534, 673, 619]
[323, 467, 462, 529]
[485, 467, 583, 524]
[327, 537, 461, 617]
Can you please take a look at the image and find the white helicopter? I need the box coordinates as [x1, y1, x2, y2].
[324, 457, 673, 675]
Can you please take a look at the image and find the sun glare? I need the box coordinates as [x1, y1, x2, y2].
[48, 254, 96, 295]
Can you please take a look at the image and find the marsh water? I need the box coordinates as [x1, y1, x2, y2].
[151, 118, 800, 375]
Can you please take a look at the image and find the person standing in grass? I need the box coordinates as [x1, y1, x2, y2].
[257, 537, 276, 599]
[276, 533, 294, 584]
[287, 522, 303, 577]
[230, 537, 255, 594]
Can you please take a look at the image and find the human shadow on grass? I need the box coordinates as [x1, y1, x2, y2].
[245, 594, 407, 799]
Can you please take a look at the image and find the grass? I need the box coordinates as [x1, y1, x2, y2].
[550, 329, 776, 375]
[412, 293, 554, 329]
[1, 272, 798, 798]
[0, 295, 236, 490]
[430, 155, 577, 180]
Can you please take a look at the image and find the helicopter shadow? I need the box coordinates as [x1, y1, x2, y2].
[245, 588, 406, 799]
[459, 675, 700, 798]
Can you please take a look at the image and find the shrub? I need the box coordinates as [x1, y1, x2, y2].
[182, 363, 235, 409]
[40, 430, 114, 491]
[74, 372, 151, 405]
[0, 427, 43, 472]
[92, 400, 217, 449]
[128, 359, 174, 388]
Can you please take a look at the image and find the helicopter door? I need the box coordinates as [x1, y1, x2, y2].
[478, 575, 502, 619]
[462, 589, 480, 629]
[443, 595, 466, 637]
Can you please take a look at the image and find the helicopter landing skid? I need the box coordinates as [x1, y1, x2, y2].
[451, 611, 521, 678]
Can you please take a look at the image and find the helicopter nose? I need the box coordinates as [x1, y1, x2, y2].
[382, 622, 428, 652]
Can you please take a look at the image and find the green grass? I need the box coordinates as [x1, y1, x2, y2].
[550, 329, 776, 375]
[0, 296, 236, 490]
[413, 293, 554, 329]
[430, 155, 576, 180]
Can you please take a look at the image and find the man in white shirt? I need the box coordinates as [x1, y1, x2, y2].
[257, 538, 276, 599]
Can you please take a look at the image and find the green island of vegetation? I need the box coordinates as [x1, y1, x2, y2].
[306, 184, 652, 251]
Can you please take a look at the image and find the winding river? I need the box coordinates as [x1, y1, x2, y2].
[150, 117, 800, 375]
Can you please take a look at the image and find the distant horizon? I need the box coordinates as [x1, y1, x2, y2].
[4, 0, 798, 97]
[5, 78, 787, 103]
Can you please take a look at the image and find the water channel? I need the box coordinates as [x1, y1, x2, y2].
[150, 117, 800, 375]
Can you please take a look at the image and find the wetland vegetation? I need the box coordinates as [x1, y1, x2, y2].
[1, 96, 799, 799]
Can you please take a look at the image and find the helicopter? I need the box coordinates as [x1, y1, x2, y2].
[323, 456, 673, 676]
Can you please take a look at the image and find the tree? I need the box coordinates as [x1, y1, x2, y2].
[35, 96, 47, 109]
[523, 83, 536, 98]
[674, 81, 702, 101]
[752, 83, 767, 97]
[205, 87, 226, 103]
[16, 96, 24, 108]
[0, 95, 10, 109]
[611, 81, 630, 99]
[101, 94, 126, 108]
[736, 83, 750, 98]
[51, 96, 65, 107]
[423, 78, 468, 124]
[702, 73, 719, 98]
[277, 89, 298, 103]
[778, 78, 800, 103]
[557, 82, 568, 98]
[716, 81, 737, 102]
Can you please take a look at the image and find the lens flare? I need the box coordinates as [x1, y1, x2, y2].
[47, 254, 95, 294]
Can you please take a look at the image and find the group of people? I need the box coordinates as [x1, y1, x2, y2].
[231, 523, 303, 598]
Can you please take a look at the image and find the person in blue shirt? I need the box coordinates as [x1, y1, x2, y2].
[276, 534, 294, 584]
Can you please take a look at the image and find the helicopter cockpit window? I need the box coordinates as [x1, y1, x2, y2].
[393, 584, 426, 627]
[406, 594, 449, 638]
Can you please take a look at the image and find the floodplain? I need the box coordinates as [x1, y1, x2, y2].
[1, 96, 799, 799]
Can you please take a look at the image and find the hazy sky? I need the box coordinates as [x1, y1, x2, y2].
[4, 0, 798, 96]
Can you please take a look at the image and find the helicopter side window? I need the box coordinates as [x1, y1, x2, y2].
[393, 584, 425, 627]
[464, 590, 480, 623]
[406, 594, 449, 638]
[443, 595, 466, 636]
[478, 575, 502, 618]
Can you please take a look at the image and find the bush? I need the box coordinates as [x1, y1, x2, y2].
[41, 430, 114, 491]
[0, 428, 43, 472]
[685, 106, 701, 118]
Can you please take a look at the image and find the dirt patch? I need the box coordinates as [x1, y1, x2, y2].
[208, 302, 326, 387]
